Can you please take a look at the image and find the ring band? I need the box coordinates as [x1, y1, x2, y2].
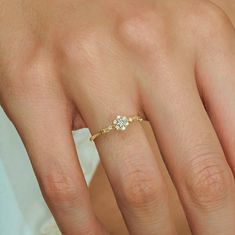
[90, 115, 144, 141]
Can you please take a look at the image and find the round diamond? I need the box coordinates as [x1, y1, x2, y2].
[113, 116, 129, 130]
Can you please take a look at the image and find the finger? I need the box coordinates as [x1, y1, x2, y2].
[143, 64, 235, 235]
[66, 33, 177, 234]
[15, 110, 105, 235]
[4, 86, 106, 235]
[78, 99, 177, 235]
[195, 20, 235, 174]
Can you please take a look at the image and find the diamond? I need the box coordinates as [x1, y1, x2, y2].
[113, 115, 129, 131]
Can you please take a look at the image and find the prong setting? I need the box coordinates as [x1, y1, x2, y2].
[113, 115, 129, 131]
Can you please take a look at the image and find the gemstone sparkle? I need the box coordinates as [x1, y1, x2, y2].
[113, 115, 129, 130]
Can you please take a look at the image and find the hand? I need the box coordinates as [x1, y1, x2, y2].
[1, 0, 235, 234]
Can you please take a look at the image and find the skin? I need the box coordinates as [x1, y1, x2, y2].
[90, 122, 191, 234]
[90, 1, 235, 234]
[0, 0, 235, 234]
[212, 0, 235, 25]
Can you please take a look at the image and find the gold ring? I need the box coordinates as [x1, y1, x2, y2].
[90, 115, 144, 141]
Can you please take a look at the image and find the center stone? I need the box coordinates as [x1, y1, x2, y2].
[113, 116, 129, 130]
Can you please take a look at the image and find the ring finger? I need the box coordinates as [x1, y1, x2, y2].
[77, 94, 177, 235]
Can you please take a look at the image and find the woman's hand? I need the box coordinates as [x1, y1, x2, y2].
[1, 0, 235, 234]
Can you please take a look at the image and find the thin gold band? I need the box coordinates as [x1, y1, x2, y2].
[90, 115, 144, 142]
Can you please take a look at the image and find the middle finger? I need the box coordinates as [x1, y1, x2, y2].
[143, 61, 235, 235]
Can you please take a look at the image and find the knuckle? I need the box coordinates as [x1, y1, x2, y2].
[184, 151, 233, 209]
[193, 2, 233, 39]
[60, 29, 103, 68]
[117, 8, 167, 55]
[40, 169, 80, 206]
[3, 52, 54, 100]
[119, 168, 164, 208]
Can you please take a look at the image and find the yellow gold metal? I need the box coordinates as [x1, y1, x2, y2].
[90, 115, 144, 141]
